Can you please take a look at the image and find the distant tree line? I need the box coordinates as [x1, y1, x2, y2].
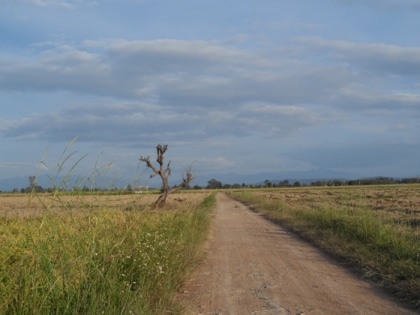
[192, 176, 420, 190]
[3, 176, 420, 194]
[188, 178, 302, 190]
[311, 177, 420, 187]
[6, 176, 140, 194]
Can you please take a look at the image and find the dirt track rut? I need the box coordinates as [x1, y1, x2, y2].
[179, 193, 416, 315]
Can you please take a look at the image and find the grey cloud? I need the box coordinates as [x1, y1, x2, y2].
[2, 38, 413, 105]
[293, 37, 420, 113]
[297, 141, 420, 177]
[0, 45, 113, 95]
[335, 89, 420, 112]
[299, 38, 420, 76]
[237, 103, 337, 137]
[2, 104, 196, 143]
[2, 37, 420, 145]
[103, 39, 255, 68]
[0, 39, 269, 100]
[1, 39, 355, 108]
[156, 64, 356, 109]
[1, 100, 330, 145]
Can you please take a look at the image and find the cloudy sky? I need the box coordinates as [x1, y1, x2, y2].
[1, 0, 420, 187]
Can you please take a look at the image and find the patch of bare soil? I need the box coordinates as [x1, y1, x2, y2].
[178, 193, 417, 315]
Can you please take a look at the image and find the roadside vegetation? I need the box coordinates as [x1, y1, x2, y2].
[228, 185, 420, 308]
[0, 191, 215, 314]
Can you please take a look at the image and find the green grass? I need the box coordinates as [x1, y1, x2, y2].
[0, 192, 216, 315]
[229, 187, 420, 308]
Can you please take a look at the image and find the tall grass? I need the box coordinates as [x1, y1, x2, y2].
[229, 188, 420, 308]
[2, 187, 215, 315]
[2, 139, 217, 314]
[1, 192, 215, 314]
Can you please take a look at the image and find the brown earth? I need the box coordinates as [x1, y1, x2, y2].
[178, 193, 417, 315]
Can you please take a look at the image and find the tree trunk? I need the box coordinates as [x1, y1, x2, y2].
[140, 144, 193, 209]
[154, 191, 169, 208]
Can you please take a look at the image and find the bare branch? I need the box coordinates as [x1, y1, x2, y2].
[156, 144, 168, 165]
[139, 144, 193, 208]
[139, 156, 160, 175]
[168, 166, 193, 195]
[165, 161, 172, 176]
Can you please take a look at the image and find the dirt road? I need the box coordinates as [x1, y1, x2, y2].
[179, 193, 416, 315]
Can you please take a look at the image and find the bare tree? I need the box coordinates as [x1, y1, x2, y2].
[139, 144, 193, 208]
[28, 176, 37, 189]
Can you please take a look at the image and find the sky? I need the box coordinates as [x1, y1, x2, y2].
[1, 0, 420, 188]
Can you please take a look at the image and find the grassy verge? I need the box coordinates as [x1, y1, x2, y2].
[228, 187, 420, 308]
[0, 192, 216, 315]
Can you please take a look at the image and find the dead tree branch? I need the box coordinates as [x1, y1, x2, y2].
[139, 144, 193, 208]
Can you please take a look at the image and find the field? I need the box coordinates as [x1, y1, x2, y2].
[2, 185, 420, 313]
[228, 184, 420, 307]
[0, 191, 215, 315]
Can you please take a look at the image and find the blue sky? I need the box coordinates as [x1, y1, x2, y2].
[1, 0, 420, 187]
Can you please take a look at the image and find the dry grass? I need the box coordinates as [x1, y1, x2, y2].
[0, 191, 208, 218]
[246, 184, 420, 236]
[229, 184, 420, 308]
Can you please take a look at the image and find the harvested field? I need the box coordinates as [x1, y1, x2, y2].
[229, 184, 420, 309]
[246, 184, 420, 235]
[0, 191, 208, 218]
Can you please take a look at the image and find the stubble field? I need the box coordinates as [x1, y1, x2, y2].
[236, 184, 420, 232]
[229, 184, 420, 308]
